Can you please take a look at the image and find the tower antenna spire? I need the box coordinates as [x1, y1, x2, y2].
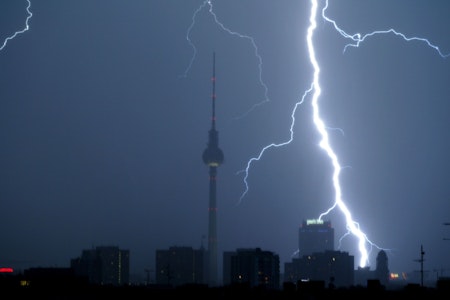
[211, 51, 216, 130]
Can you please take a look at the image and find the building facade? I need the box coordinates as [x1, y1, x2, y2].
[155, 246, 206, 287]
[298, 219, 334, 257]
[223, 248, 280, 290]
[375, 250, 389, 286]
[285, 250, 354, 288]
[71, 245, 130, 286]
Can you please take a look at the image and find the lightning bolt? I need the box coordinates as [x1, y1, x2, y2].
[181, 0, 269, 118]
[321, 0, 450, 58]
[184, 0, 448, 269]
[306, 0, 377, 269]
[237, 86, 312, 204]
[315, 0, 449, 267]
[238, 0, 449, 268]
[0, 0, 32, 52]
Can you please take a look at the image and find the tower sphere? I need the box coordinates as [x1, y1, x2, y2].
[203, 145, 224, 167]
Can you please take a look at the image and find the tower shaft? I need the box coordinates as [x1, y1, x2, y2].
[207, 166, 218, 286]
[202, 52, 224, 287]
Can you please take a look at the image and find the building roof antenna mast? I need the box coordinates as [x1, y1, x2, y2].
[413, 244, 425, 287]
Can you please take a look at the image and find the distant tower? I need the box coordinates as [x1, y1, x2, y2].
[202, 52, 224, 286]
[375, 249, 389, 286]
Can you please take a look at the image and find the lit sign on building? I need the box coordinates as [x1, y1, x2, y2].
[306, 219, 324, 225]
[0, 268, 13, 273]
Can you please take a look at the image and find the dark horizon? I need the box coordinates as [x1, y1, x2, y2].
[1, 241, 446, 289]
[2, 261, 450, 297]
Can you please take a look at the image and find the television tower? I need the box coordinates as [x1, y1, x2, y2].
[202, 52, 224, 287]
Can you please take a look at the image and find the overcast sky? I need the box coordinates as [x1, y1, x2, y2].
[1, 0, 449, 283]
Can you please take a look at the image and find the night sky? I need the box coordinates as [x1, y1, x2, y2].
[1, 0, 449, 282]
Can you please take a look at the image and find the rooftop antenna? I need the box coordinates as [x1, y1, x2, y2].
[413, 244, 425, 287]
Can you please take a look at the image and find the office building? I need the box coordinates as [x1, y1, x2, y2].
[155, 246, 206, 287]
[223, 248, 280, 290]
[298, 219, 334, 257]
[71, 245, 129, 286]
[285, 250, 354, 288]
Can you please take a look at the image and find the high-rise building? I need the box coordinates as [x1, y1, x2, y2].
[375, 250, 389, 286]
[223, 248, 280, 290]
[202, 52, 224, 287]
[284, 250, 354, 288]
[71, 245, 129, 286]
[155, 246, 206, 287]
[298, 219, 334, 257]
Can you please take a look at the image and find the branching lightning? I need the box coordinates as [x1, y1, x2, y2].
[314, 0, 449, 267]
[237, 0, 449, 268]
[237, 85, 312, 204]
[307, 0, 377, 268]
[185, 0, 448, 268]
[0, 0, 32, 52]
[321, 0, 450, 58]
[182, 0, 269, 118]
